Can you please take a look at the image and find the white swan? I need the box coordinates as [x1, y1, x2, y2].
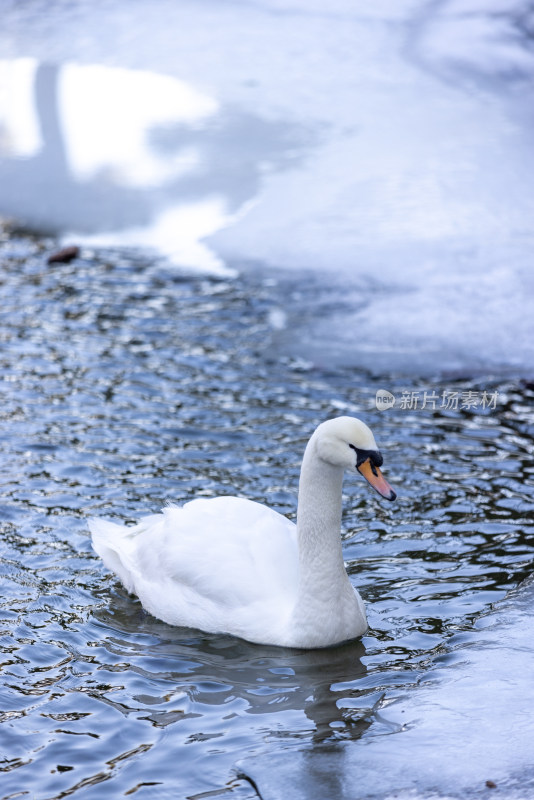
[89, 416, 396, 649]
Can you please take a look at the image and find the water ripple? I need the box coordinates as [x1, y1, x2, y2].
[0, 231, 533, 798]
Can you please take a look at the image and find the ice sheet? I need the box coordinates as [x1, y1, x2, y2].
[1, 0, 533, 372]
[238, 579, 534, 799]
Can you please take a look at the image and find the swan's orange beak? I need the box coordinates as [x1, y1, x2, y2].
[358, 458, 396, 501]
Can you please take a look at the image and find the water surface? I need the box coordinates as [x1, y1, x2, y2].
[1, 232, 533, 798]
[1, 2, 534, 796]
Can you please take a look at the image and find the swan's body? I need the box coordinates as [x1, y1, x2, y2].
[89, 416, 396, 649]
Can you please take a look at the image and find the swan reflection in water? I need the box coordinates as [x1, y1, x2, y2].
[93, 586, 370, 746]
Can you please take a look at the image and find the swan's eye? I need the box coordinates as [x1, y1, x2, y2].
[349, 444, 383, 470]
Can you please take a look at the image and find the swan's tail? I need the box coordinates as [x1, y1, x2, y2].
[88, 518, 137, 594]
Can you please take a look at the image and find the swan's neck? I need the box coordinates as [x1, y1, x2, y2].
[294, 439, 350, 604]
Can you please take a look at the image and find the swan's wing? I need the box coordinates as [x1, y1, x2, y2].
[161, 497, 298, 603]
[90, 496, 299, 638]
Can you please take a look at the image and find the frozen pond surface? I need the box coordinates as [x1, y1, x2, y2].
[1, 1, 534, 798]
[1, 0, 534, 373]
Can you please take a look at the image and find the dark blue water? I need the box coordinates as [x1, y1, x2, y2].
[1, 229, 533, 798]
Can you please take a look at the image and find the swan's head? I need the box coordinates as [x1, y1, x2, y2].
[314, 416, 396, 501]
